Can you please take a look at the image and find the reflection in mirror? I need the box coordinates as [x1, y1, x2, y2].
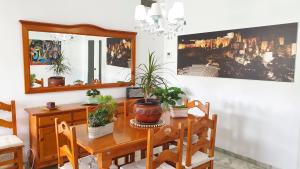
[28, 31, 132, 88]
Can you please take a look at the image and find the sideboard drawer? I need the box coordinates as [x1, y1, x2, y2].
[39, 113, 71, 127]
[73, 111, 86, 122]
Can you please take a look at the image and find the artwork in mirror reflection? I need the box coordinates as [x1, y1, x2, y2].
[30, 40, 61, 65]
[178, 23, 298, 82]
[29, 31, 131, 88]
[107, 38, 132, 68]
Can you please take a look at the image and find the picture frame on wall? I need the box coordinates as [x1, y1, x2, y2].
[126, 87, 144, 98]
[177, 23, 298, 82]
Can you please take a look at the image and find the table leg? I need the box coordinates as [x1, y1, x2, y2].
[96, 153, 112, 169]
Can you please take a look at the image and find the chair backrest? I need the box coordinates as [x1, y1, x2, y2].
[0, 100, 17, 135]
[146, 124, 184, 169]
[186, 100, 210, 117]
[34, 78, 44, 87]
[55, 118, 79, 169]
[185, 114, 217, 167]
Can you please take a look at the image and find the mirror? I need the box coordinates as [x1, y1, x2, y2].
[21, 21, 136, 94]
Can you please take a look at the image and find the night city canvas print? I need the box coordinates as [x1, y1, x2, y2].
[177, 23, 298, 82]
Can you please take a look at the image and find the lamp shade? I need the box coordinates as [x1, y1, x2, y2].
[168, 7, 176, 23]
[172, 2, 184, 19]
[135, 5, 147, 21]
[150, 3, 162, 17]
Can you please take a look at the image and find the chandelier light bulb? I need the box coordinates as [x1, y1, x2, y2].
[150, 3, 162, 18]
[134, 1, 186, 38]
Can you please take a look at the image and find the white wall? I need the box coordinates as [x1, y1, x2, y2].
[163, 0, 300, 169]
[0, 0, 163, 161]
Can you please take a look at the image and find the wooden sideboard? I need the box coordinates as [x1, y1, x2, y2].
[25, 98, 138, 169]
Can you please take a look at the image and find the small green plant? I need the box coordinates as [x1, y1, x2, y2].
[30, 74, 36, 87]
[88, 95, 117, 127]
[86, 89, 100, 97]
[153, 87, 185, 111]
[49, 52, 71, 76]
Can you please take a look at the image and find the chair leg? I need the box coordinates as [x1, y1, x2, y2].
[209, 160, 214, 169]
[17, 148, 23, 169]
[141, 149, 146, 159]
[129, 152, 135, 162]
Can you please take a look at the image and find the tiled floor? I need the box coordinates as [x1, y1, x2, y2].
[43, 150, 267, 169]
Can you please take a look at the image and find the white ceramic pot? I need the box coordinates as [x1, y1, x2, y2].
[170, 107, 189, 118]
[88, 122, 114, 139]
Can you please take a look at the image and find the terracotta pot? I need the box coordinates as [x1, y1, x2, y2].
[134, 99, 162, 124]
[48, 76, 65, 87]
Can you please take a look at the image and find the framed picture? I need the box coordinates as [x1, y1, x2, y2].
[29, 39, 61, 65]
[126, 87, 144, 98]
[177, 23, 298, 82]
[107, 38, 132, 68]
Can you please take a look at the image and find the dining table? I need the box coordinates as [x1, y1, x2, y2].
[74, 112, 195, 169]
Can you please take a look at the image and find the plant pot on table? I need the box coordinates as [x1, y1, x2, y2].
[88, 122, 114, 139]
[48, 76, 65, 87]
[133, 99, 163, 124]
[170, 107, 189, 118]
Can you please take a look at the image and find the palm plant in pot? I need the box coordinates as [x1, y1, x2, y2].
[48, 52, 71, 87]
[134, 52, 167, 124]
[88, 95, 117, 139]
[153, 87, 188, 118]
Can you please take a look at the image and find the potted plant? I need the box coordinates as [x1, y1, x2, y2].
[134, 52, 168, 123]
[88, 95, 117, 139]
[30, 74, 36, 87]
[86, 89, 101, 104]
[73, 80, 84, 86]
[48, 52, 71, 87]
[153, 87, 188, 118]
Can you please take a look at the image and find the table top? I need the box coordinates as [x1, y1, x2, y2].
[75, 112, 193, 155]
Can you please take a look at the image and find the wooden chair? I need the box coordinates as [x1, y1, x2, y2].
[183, 114, 218, 169]
[121, 123, 184, 169]
[184, 100, 210, 146]
[0, 100, 24, 169]
[54, 118, 99, 169]
[34, 78, 44, 87]
[186, 100, 210, 117]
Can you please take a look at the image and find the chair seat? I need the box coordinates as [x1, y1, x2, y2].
[183, 134, 199, 146]
[0, 135, 23, 150]
[120, 158, 173, 169]
[60, 155, 119, 169]
[171, 148, 213, 169]
[60, 155, 98, 169]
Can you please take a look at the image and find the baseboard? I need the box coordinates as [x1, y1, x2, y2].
[215, 147, 280, 169]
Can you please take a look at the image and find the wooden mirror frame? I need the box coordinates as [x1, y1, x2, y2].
[20, 20, 136, 94]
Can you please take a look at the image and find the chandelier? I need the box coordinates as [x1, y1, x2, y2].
[134, 0, 186, 38]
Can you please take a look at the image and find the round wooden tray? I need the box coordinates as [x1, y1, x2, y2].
[130, 119, 165, 128]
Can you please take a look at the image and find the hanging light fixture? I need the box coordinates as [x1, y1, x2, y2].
[135, 0, 186, 38]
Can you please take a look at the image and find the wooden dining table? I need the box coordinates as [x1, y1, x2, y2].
[74, 112, 194, 169]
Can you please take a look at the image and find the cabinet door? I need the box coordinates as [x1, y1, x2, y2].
[38, 127, 57, 162]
